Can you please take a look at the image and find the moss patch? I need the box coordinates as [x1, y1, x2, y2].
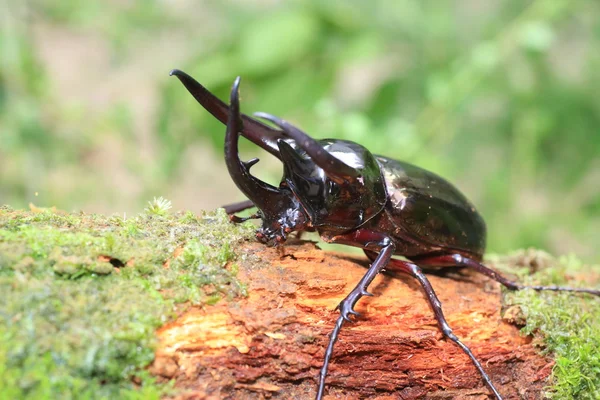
[493, 250, 600, 400]
[0, 205, 254, 399]
[2, 204, 599, 399]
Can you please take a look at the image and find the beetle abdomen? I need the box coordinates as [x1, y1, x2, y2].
[377, 156, 486, 258]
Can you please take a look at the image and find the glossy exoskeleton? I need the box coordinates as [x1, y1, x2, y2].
[170, 69, 600, 400]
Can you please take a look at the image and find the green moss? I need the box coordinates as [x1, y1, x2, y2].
[144, 197, 173, 216]
[5, 204, 596, 399]
[494, 250, 600, 399]
[0, 205, 254, 399]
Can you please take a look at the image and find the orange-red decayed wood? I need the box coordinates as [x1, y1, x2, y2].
[150, 241, 552, 399]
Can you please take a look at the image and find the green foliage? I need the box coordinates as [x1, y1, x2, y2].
[0, 205, 254, 399]
[495, 250, 600, 399]
[163, 1, 600, 261]
[2, 1, 598, 260]
[238, 11, 320, 75]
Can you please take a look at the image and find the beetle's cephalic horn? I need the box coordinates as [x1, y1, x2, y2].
[253, 112, 359, 183]
[169, 69, 286, 159]
[224, 77, 284, 216]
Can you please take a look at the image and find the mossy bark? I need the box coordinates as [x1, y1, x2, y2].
[151, 241, 554, 400]
[2, 206, 598, 400]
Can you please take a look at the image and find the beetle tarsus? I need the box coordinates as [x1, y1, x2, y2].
[229, 213, 259, 223]
[222, 199, 255, 214]
[411, 253, 600, 297]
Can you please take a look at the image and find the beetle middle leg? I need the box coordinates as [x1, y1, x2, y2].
[317, 230, 396, 400]
[364, 250, 504, 399]
[411, 253, 600, 296]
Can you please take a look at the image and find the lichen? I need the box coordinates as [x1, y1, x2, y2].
[493, 249, 600, 400]
[0, 204, 255, 399]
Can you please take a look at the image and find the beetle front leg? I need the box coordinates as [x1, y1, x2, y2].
[229, 213, 260, 223]
[222, 199, 261, 223]
[317, 230, 395, 400]
[222, 199, 255, 215]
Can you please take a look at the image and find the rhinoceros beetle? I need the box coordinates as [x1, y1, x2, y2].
[170, 69, 600, 400]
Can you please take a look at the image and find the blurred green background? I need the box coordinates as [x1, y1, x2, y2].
[1, 0, 599, 260]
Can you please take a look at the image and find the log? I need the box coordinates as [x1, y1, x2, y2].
[150, 241, 552, 399]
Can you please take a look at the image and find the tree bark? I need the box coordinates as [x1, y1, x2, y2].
[150, 241, 552, 399]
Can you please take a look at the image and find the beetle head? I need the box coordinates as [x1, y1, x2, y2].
[222, 78, 309, 245]
[171, 71, 386, 243]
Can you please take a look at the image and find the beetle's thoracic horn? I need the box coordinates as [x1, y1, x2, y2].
[253, 112, 359, 183]
[169, 69, 286, 159]
[276, 139, 316, 178]
[224, 77, 284, 216]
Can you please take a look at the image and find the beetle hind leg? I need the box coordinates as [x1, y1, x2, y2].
[411, 253, 600, 297]
[364, 250, 504, 399]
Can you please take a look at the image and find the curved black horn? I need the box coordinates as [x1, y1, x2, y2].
[253, 112, 359, 183]
[277, 139, 315, 177]
[225, 78, 284, 216]
[170, 69, 285, 159]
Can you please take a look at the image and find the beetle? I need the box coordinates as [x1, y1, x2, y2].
[170, 69, 600, 400]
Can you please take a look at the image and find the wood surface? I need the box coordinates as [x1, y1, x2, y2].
[150, 241, 552, 399]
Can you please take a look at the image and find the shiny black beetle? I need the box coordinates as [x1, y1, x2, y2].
[170, 69, 600, 400]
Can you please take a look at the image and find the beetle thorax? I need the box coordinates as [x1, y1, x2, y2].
[279, 139, 388, 232]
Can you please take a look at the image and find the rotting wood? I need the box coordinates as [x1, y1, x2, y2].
[150, 241, 552, 400]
